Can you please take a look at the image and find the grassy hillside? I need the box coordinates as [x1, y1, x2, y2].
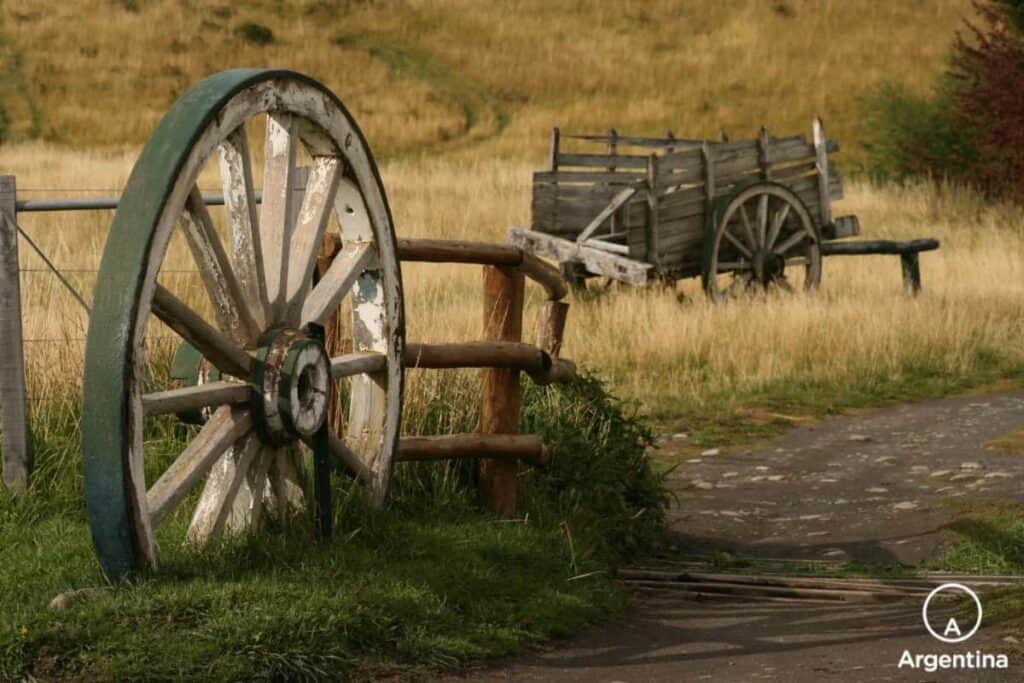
[2, 0, 974, 165]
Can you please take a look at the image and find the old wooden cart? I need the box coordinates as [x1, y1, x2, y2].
[510, 122, 938, 299]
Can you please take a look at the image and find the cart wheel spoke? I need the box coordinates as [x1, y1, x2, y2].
[756, 193, 769, 248]
[738, 204, 756, 249]
[773, 275, 795, 293]
[147, 406, 253, 528]
[300, 242, 374, 327]
[716, 260, 752, 272]
[324, 430, 372, 483]
[723, 229, 753, 260]
[260, 112, 299, 325]
[765, 203, 790, 251]
[785, 256, 809, 268]
[330, 352, 387, 379]
[186, 432, 262, 544]
[248, 447, 277, 531]
[285, 156, 344, 323]
[218, 126, 268, 330]
[774, 228, 809, 256]
[181, 186, 260, 342]
[152, 284, 254, 379]
[269, 448, 307, 518]
[142, 380, 251, 417]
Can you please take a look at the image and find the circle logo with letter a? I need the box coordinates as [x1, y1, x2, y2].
[922, 583, 983, 644]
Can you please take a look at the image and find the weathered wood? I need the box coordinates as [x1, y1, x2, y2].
[518, 253, 569, 301]
[185, 432, 261, 544]
[142, 381, 251, 416]
[147, 406, 253, 527]
[405, 341, 544, 372]
[398, 433, 548, 467]
[757, 126, 772, 180]
[285, 157, 342, 321]
[813, 117, 832, 228]
[556, 152, 649, 170]
[535, 300, 569, 357]
[901, 251, 922, 295]
[152, 284, 254, 379]
[330, 352, 388, 378]
[585, 238, 630, 255]
[534, 170, 645, 185]
[607, 128, 618, 171]
[316, 232, 345, 436]
[819, 239, 939, 256]
[398, 238, 522, 266]
[260, 112, 298, 323]
[480, 265, 523, 518]
[576, 187, 638, 243]
[549, 127, 560, 171]
[508, 227, 652, 286]
[646, 156, 660, 268]
[0, 175, 30, 496]
[826, 215, 860, 239]
[300, 241, 373, 327]
[561, 132, 703, 148]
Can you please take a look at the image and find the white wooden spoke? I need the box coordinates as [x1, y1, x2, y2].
[723, 229, 753, 260]
[755, 194, 769, 248]
[248, 447, 276, 530]
[326, 431, 372, 482]
[260, 112, 299, 324]
[180, 186, 260, 342]
[218, 126, 267, 331]
[152, 284, 254, 378]
[147, 406, 253, 527]
[717, 260, 751, 272]
[335, 177, 374, 242]
[765, 203, 791, 252]
[142, 380, 250, 417]
[785, 256, 809, 268]
[285, 157, 343, 321]
[300, 242, 373, 327]
[774, 228, 810, 257]
[330, 352, 387, 379]
[737, 204, 756, 250]
[269, 449, 306, 517]
[185, 432, 261, 544]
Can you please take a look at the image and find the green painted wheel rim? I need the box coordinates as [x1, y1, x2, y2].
[82, 69, 405, 581]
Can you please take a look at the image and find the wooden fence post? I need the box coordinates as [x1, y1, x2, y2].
[480, 265, 524, 518]
[0, 174, 30, 496]
[535, 301, 569, 358]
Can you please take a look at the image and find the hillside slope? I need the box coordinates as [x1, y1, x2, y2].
[1, 0, 974, 164]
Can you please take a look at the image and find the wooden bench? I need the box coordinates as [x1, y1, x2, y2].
[819, 238, 940, 295]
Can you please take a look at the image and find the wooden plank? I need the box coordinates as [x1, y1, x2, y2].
[0, 175, 30, 496]
[399, 433, 548, 467]
[576, 187, 638, 242]
[508, 227, 651, 286]
[549, 127, 560, 171]
[647, 156, 660, 269]
[556, 152, 649, 169]
[285, 157, 343, 321]
[300, 241, 374, 327]
[813, 117, 832, 227]
[819, 238, 940, 256]
[142, 381, 251, 416]
[561, 132, 704, 148]
[757, 126, 772, 180]
[480, 265, 524, 519]
[533, 170, 645, 185]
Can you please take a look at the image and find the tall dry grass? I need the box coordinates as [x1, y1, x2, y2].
[3, 0, 1021, 432]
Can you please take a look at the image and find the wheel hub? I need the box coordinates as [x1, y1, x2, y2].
[753, 250, 785, 284]
[252, 329, 330, 444]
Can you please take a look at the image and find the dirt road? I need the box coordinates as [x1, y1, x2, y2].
[455, 390, 1024, 681]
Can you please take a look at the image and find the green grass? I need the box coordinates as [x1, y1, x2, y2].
[0, 374, 666, 680]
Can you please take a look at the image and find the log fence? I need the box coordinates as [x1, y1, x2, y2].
[0, 175, 575, 518]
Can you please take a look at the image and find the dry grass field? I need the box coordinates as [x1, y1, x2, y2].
[3, 0, 1023, 433]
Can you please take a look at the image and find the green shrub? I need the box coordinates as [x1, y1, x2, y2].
[234, 22, 274, 46]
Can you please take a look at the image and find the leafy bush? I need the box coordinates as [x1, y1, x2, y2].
[858, 0, 1024, 202]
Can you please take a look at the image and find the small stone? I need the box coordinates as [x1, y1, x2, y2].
[874, 456, 896, 464]
[848, 434, 872, 443]
[893, 501, 918, 511]
[720, 510, 742, 517]
[822, 549, 849, 558]
[950, 473, 977, 482]
[833, 498, 849, 505]
[930, 470, 952, 478]
[766, 475, 784, 482]
[985, 471, 1012, 479]
[755, 466, 770, 472]
[701, 448, 720, 457]
[807, 531, 829, 537]
[49, 588, 99, 611]
[866, 487, 888, 494]
[1003, 635, 1020, 644]
[672, 432, 689, 441]
[694, 481, 714, 490]
[723, 471, 739, 478]
[686, 458, 702, 464]
[960, 462, 982, 470]
[910, 466, 929, 474]
[799, 514, 826, 521]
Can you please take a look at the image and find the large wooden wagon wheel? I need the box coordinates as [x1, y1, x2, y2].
[702, 182, 822, 301]
[82, 69, 404, 581]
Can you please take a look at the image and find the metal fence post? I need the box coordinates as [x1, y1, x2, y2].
[0, 174, 31, 495]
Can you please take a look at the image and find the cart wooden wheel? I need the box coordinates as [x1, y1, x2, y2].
[82, 69, 404, 581]
[701, 182, 822, 301]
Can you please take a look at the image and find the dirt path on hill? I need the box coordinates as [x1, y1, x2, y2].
[452, 389, 1024, 682]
